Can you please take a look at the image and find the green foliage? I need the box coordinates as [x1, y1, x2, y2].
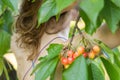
[0, 0, 17, 57]
[35, 57, 59, 80]
[33, 42, 120, 80]
[0, 0, 120, 80]
[1, 0, 14, 10]
[37, 0, 75, 26]
[80, 0, 120, 34]
[46, 44, 63, 59]
[1, 0, 18, 12]
[0, 0, 18, 79]
[63, 56, 88, 80]
[37, 0, 120, 34]
[0, 58, 4, 76]
[0, 30, 10, 55]
[111, 0, 120, 8]
[100, 0, 120, 33]
[99, 42, 114, 61]
[113, 54, 120, 68]
[32, 44, 63, 80]
[79, 0, 104, 34]
[89, 61, 105, 80]
[101, 57, 120, 80]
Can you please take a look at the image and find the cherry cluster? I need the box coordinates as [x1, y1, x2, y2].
[61, 45, 100, 69]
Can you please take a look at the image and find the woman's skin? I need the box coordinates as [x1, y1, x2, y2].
[93, 23, 120, 48]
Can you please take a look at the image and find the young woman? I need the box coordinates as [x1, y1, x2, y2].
[11, 0, 120, 80]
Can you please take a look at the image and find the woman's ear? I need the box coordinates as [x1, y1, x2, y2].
[45, 9, 79, 34]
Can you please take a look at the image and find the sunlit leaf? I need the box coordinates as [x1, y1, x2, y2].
[0, 58, 4, 76]
[0, 30, 10, 55]
[9, 0, 19, 13]
[79, 0, 104, 34]
[46, 44, 63, 59]
[101, 57, 120, 80]
[111, 0, 120, 8]
[100, 0, 120, 33]
[113, 54, 120, 68]
[35, 57, 59, 80]
[90, 62, 105, 80]
[56, 0, 75, 13]
[1, 0, 14, 10]
[99, 42, 114, 62]
[38, 0, 75, 26]
[32, 44, 63, 80]
[3, 63, 10, 80]
[63, 56, 88, 80]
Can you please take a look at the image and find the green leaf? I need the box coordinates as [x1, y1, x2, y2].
[112, 48, 120, 57]
[79, 0, 104, 34]
[101, 57, 120, 80]
[0, 58, 4, 76]
[88, 63, 93, 80]
[32, 44, 63, 75]
[0, 30, 11, 55]
[99, 42, 114, 61]
[35, 57, 59, 80]
[63, 56, 88, 80]
[80, 10, 93, 34]
[90, 62, 105, 80]
[113, 54, 120, 68]
[101, 0, 120, 33]
[38, 0, 57, 26]
[38, 0, 75, 26]
[0, 10, 13, 34]
[111, 0, 120, 8]
[46, 44, 63, 59]
[56, 0, 75, 13]
[1, 0, 14, 10]
[3, 63, 10, 80]
[9, 0, 19, 13]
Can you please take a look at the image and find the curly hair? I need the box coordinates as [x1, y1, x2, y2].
[15, 0, 78, 60]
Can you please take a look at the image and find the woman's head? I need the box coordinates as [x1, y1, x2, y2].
[15, 0, 79, 60]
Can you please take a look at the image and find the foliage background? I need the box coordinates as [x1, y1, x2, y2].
[0, 0, 120, 80]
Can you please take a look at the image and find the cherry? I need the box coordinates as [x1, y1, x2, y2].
[73, 52, 80, 59]
[68, 57, 74, 64]
[67, 50, 74, 57]
[61, 57, 68, 65]
[77, 46, 85, 55]
[64, 64, 70, 69]
[93, 45, 100, 54]
[83, 52, 88, 58]
[88, 51, 95, 59]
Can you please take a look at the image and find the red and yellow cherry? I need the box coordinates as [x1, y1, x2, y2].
[73, 52, 80, 59]
[64, 64, 70, 69]
[83, 52, 88, 58]
[67, 50, 74, 57]
[77, 46, 85, 55]
[88, 51, 95, 59]
[93, 45, 100, 54]
[67, 57, 74, 64]
[61, 57, 68, 65]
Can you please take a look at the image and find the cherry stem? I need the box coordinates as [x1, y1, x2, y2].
[69, 14, 84, 47]
[70, 15, 80, 45]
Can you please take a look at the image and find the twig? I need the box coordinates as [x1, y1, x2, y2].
[69, 15, 81, 46]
